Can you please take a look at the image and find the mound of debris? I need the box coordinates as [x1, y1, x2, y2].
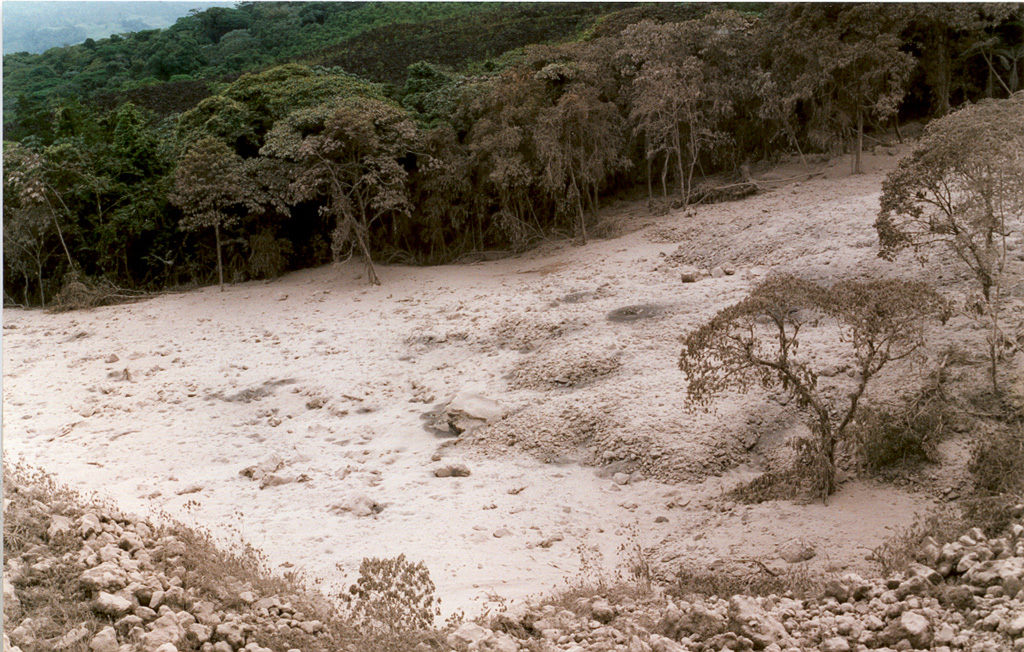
[459, 507, 1024, 652]
[2, 470, 336, 652]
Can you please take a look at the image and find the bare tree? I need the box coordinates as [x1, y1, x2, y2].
[170, 138, 255, 291]
[680, 274, 948, 500]
[876, 93, 1024, 390]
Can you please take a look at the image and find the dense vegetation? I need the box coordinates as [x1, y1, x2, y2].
[4, 2, 1023, 304]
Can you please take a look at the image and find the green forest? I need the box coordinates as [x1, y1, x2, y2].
[4, 2, 1023, 305]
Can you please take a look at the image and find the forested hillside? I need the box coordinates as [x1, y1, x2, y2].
[4, 2, 1023, 306]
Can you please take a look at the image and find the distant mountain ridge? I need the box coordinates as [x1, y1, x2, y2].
[2, 1, 233, 54]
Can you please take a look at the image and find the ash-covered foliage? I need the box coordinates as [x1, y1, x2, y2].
[680, 274, 949, 499]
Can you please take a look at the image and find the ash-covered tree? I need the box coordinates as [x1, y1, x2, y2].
[266, 97, 418, 285]
[3, 143, 78, 293]
[170, 137, 255, 291]
[680, 274, 948, 500]
[769, 4, 914, 174]
[530, 44, 630, 245]
[876, 94, 1024, 390]
[620, 11, 752, 208]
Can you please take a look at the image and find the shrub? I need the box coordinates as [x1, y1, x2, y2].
[854, 363, 954, 473]
[343, 555, 440, 640]
[248, 229, 292, 279]
[49, 271, 144, 312]
[969, 422, 1024, 498]
[866, 505, 967, 575]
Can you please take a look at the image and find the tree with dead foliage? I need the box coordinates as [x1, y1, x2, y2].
[273, 98, 417, 285]
[876, 93, 1024, 391]
[768, 4, 914, 174]
[680, 274, 948, 500]
[170, 137, 255, 291]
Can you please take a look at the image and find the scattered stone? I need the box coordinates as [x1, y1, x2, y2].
[174, 483, 203, 496]
[258, 473, 296, 489]
[434, 464, 471, 478]
[328, 495, 384, 517]
[493, 528, 512, 538]
[104, 354, 120, 364]
[680, 266, 702, 283]
[728, 595, 793, 649]
[613, 472, 631, 485]
[53, 625, 90, 650]
[777, 538, 816, 563]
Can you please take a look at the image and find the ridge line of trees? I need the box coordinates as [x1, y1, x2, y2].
[5, 3, 1024, 303]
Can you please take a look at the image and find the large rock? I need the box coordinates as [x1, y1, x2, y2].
[47, 514, 74, 540]
[728, 595, 793, 650]
[434, 392, 504, 434]
[3, 577, 21, 622]
[139, 614, 184, 652]
[328, 494, 384, 517]
[94, 592, 134, 617]
[879, 611, 932, 649]
[778, 538, 816, 563]
[53, 626, 90, 650]
[447, 622, 490, 648]
[239, 453, 284, 482]
[89, 627, 119, 652]
[80, 562, 129, 591]
[963, 558, 1024, 590]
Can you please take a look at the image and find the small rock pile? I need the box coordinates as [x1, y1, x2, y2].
[3, 479, 328, 652]
[457, 506, 1024, 652]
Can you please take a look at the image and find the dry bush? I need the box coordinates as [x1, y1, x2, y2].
[724, 470, 803, 505]
[671, 559, 822, 600]
[854, 363, 955, 474]
[248, 229, 292, 279]
[340, 555, 440, 651]
[866, 505, 967, 576]
[49, 271, 144, 312]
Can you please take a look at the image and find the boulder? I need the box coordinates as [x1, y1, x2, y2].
[94, 592, 134, 617]
[3, 577, 21, 621]
[447, 622, 489, 648]
[89, 627, 119, 652]
[778, 538, 816, 563]
[728, 595, 793, 650]
[80, 562, 129, 591]
[328, 495, 384, 517]
[240, 453, 284, 482]
[879, 611, 932, 649]
[435, 392, 503, 433]
[140, 614, 184, 652]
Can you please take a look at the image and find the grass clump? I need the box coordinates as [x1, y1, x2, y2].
[670, 559, 822, 601]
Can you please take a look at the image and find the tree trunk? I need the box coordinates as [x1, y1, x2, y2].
[353, 215, 380, 286]
[854, 106, 864, 175]
[660, 153, 669, 204]
[674, 129, 687, 207]
[37, 262, 45, 307]
[215, 222, 224, 292]
[570, 167, 586, 246]
[646, 155, 654, 212]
